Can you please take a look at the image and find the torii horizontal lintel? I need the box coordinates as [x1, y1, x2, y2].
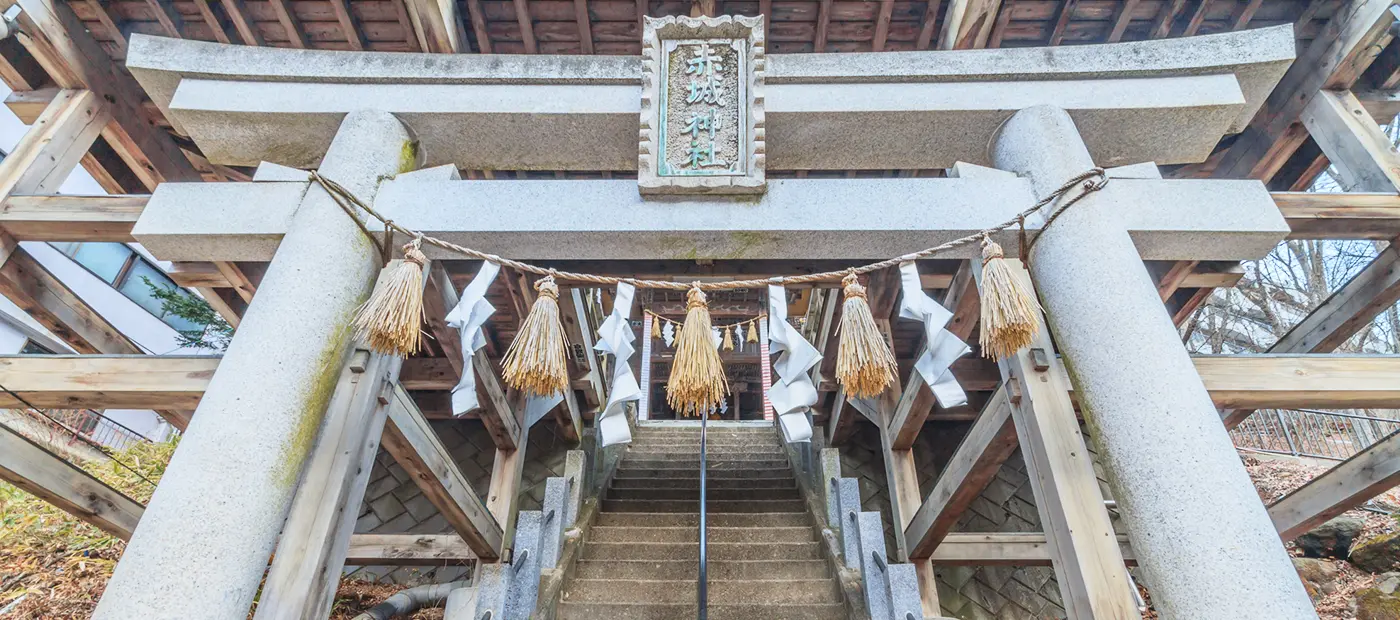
[133, 175, 1289, 263]
[124, 27, 1295, 171]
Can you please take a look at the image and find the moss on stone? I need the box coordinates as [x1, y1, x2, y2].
[273, 310, 354, 489]
[1356, 588, 1400, 620]
[1352, 531, 1400, 574]
[399, 139, 421, 174]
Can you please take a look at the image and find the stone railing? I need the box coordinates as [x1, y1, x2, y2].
[817, 447, 926, 620]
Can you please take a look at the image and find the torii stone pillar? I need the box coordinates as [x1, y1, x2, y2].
[94, 110, 421, 619]
[992, 105, 1315, 620]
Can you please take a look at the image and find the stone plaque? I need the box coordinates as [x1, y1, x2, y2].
[639, 15, 765, 195]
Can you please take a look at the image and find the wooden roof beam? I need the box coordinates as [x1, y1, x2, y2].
[6, 0, 202, 188]
[0, 194, 145, 242]
[0, 355, 216, 409]
[1276, 191, 1400, 239]
[1213, 0, 1396, 181]
[0, 422, 144, 540]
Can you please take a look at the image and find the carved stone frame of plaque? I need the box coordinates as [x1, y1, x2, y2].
[639, 15, 765, 196]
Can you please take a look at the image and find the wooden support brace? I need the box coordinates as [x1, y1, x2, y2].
[0, 421, 144, 540]
[976, 259, 1138, 619]
[904, 385, 1017, 558]
[382, 382, 504, 560]
[256, 350, 405, 619]
[1269, 430, 1400, 540]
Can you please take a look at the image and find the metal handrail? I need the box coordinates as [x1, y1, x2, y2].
[697, 413, 709, 620]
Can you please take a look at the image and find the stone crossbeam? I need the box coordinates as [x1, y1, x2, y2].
[134, 177, 1288, 263]
[125, 27, 1292, 170]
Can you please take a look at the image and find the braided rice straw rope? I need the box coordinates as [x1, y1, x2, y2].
[311, 169, 1108, 289]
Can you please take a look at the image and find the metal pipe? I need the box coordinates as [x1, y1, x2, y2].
[351, 581, 467, 620]
[698, 412, 708, 620]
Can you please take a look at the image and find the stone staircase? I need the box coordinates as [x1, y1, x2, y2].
[558, 422, 848, 619]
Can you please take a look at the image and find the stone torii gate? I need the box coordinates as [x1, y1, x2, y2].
[99, 22, 1313, 620]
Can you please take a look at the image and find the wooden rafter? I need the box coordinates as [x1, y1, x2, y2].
[814, 0, 832, 51]
[1231, 0, 1263, 31]
[1181, 0, 1211, 37]
[872, 0, 895, 52]
[405, 0, 464, 52]
[267, 0, 308, 48]
[144, 0, 185, 38]
[1212, 0, 1395, 181]
[514, 0, 538, 53]
[328, 0, 367, 50]
[218, 0, 264, 46]
[1047, 0, 1076, 46]
[1150, 0, 1187, 39]
[915, 0, 943, 50]
[188, 0, 231, 44]
[467, 0, 492, 52]
[574, 0, 594, 54]
[1106, 0, 1140, 43]
[83, 0, 128, 54]
[938, 0, 1001, 50]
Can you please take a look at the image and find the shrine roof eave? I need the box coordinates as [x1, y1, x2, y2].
[126, 27, 1294, 171]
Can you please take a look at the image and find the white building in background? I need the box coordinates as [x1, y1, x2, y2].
[0, 83, 214, 446]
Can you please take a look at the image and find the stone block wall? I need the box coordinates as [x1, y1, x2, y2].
[839, 420, 1123, 620]
[344, 419, 573, 585]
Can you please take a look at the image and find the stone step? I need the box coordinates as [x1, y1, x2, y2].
[604, 499, 807, 513]
[627, 446, 786, 455]
[612, 469, 793, 480]
[618, 458, 791, 470]
[564, 578, 841, 604]
[556, 602, 847, 620]
[608, 488, 802, 501]
[580, 541, 823, 561]
[596, 512, 812, 528]
[623, 452, 790, 463]
[610, 477, 795, 490]
[614, 467, 794, 480]
[589, 526, 815, 544]
[574, 559, 830, 581]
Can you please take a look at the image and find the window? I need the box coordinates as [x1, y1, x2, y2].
[19, 339, 53, 355]
[50, 242, 202, 333]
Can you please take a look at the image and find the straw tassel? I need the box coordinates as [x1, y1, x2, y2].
[746, 321, 759, 344]
[351, 236, 428, 356]
[666, 285, 729, 416]
[502, 275, 570, 397]
[722, 325, 735, 351]
[835, 272, 898, 399]
[651, 314, 662, 339]
[977, 235, 1042, 360]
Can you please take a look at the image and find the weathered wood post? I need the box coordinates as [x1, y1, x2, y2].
[94, 110, 421, 619]
[991, 104, 1316, 620]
